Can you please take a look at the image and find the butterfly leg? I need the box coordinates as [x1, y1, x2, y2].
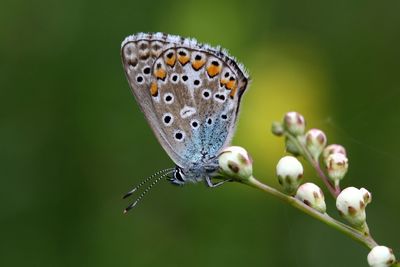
[205, 176, 233, 188]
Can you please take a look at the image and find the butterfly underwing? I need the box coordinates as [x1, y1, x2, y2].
[121, 32, 249, 210]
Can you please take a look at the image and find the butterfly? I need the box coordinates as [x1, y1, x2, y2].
[121, 33, 249, 212]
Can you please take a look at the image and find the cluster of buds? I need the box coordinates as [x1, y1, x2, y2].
[274, 155, 327, 213]
[217, 111, 397, 266]
[272, 111, 396, 265]
[272, 111, 350, 188]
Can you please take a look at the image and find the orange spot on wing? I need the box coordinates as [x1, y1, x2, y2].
[165, 52, 176, 67]
[154, 68, 166, 80]
[178, 55, 190, 65]
[165, 56, 176, 66]
[192, 59, 205, 70]
[229, 85, 238, 99]
[220, 78, 228, 86]
[150, 82, 158, 96]
[206, 65, 221, 77]
[225, 79, 236, 90]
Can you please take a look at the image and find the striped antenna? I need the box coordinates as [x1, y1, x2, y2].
[122, 168, 174, 199]
[124, 170, 174, 213]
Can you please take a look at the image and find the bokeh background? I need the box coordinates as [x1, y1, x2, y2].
[1, 0, 399, 266]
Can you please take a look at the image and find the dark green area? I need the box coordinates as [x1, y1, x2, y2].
[1, 0, 399, 266]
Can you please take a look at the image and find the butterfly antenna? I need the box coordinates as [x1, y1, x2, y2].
[124, 170, 173, 213]
[122, 168, 174, 199]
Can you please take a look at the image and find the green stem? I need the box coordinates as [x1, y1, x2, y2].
[242, 176, 378, 249]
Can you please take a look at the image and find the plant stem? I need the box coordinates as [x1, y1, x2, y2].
[285, 133, 340, 198]
[243, 176, 378, 249]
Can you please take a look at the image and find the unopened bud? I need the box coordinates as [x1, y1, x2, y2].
[218, 146, 253, 181]
[360, 188, 372, 205]
[336, 187, 371, 228]
[283, 111, 306, 136]
[295, 183, 326, 213]
[276, 156, 304, 195]
[367, 246, 396, 267]
[323, 144, 347, 165]
[271, 121, 285, 136]
[326, 153, 349, 187]
[305, 129, 327, 160]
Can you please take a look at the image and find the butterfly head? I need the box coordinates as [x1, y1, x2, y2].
[168, 166, 186, 185]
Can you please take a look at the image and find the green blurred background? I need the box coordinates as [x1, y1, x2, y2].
[1, 0, 399, 266]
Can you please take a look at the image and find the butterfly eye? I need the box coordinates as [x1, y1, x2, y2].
[162, 113, 174, 126]
[163, 93, 174, 104]
[193, 79, 201, 87]
[174, 168, 185, 182]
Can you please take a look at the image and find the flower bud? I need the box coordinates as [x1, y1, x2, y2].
[283, 111, 306, 136]
[367, 246, 396, 267]
[285, 137, 302, 156]
[295, 183, 326, 213]
[323, 144, 347, 165]
[271, 121, 285, 136]
[326, 153, 349, 187]
[336, 187, 371, 228]
[276, 156, 303, 194]
[305, 129, 327, 160]
[360, 187, 372, 205]
[218, 146, 253, 181]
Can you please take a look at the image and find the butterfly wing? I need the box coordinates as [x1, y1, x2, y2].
[121, 33, 249, 168]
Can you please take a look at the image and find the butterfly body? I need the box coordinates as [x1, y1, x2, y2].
[121, 32, 249, 188]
